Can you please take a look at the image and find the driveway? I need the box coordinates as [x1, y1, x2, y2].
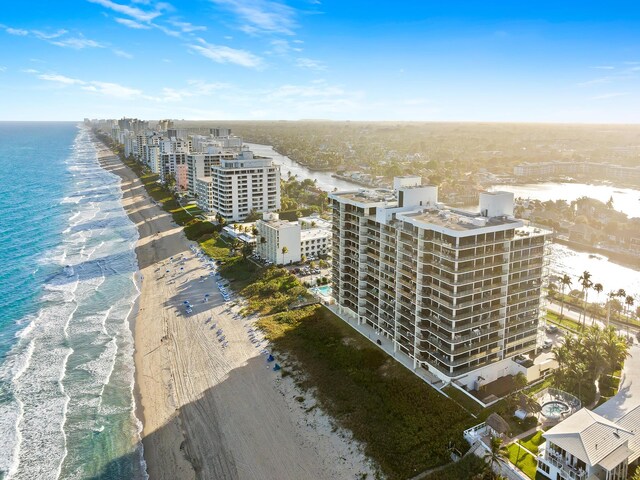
[594, 343, 640, 421]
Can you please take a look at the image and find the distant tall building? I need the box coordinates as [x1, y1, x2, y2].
[329, 177, 550, 389]
[195, 150, 281, 222]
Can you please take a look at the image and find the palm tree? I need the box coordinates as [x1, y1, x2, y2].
[583, 326, 605, 379]
[606, 291, 617, 326]
[614, 289, 627, 323]
[281, 246, 289, 266]
[592, 283, 604, 325]
[625, 295, 635, 339]
[519, 393, 542, 416]
[484, 436, 509, 478]
[560, 274, 572, 319]
[602, 326, 630, 376]
[578, 271, 593, 329]
[241, 242, 253, 259]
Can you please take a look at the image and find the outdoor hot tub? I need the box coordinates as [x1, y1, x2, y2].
[534, 388, 581, 425]
[540, 400, 570, 419]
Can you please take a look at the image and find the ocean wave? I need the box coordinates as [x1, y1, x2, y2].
[0, 126, 146, 479]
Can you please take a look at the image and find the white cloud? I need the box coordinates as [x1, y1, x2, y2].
[169, 20, 206, 33]
[591, 92, 629, 100]
[32, 29, 68, 40]
[6, 27, 29, 36]
[49, 37, 104, 49]
[268, 39, 301, 55]
[154, 24, 182, 37]
[38, 73, 85, 85]
[188, 39, 263, 68]
[28, 69, 146, 99]
[113, 48, 134, 58]
[0, 66, 6, 72]
[81, 81, 143, 98]
[295, 57, 326, 70]
[115, 17, 151, 29]
[87, 0, 164, 23]
[591, 65, 614, 70]
[209, 0, 297, 35]
[578, 77, 613, 87]
[2, 25, 103, 49]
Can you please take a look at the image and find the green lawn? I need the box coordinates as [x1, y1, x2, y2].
[199, 235, 231, 260]
[518, 430, 545, 454]
[507, 443, 538, 479]
[545, 311, 581, 332]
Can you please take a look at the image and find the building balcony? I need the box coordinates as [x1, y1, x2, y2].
[419, 313, 503, 334]
[455, 291, 506, 309]
[539, 449, 587, 480]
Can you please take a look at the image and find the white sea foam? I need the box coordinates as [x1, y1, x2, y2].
[1, 127, 146, 479]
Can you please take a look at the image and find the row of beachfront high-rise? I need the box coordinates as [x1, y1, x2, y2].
[91, 118, 280, 222]
[92, 118, 551, 391]
[329, 176, 551, 390]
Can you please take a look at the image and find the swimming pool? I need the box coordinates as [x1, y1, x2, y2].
[312, 285, 333, 296]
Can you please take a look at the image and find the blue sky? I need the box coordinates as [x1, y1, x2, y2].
[0, 0, 639, 122]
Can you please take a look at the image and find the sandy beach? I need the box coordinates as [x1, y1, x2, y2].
[96, 146, 375, 480]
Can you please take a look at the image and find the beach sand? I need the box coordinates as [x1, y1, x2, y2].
[96, 147, 375, 480]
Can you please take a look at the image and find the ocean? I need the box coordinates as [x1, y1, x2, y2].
[0, 123, 146, 479]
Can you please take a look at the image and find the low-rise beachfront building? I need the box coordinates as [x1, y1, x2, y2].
[255, 212, 331, 265]
[298, 214, 332, 231]
[195, 150, 281, 222]
[329, 176, 551, 390]
[300, 228, 331, 259]
[255, 213, 301, 264]
[536, 406, 640, 480]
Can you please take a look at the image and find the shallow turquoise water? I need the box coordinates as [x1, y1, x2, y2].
[0, 123, 146, 479]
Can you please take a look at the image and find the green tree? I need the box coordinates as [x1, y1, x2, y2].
[560, 274, 572, 319]
[241, 242, 254, 259]
[625, 295, 635, 339]
[578, 271, 593, 329]
[484, 436, 509, 479]
[602, 326, 629, 376]
[591, 283, 604, 324]
[281, 246, 289, 266]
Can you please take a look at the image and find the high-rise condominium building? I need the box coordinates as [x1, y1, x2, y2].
[329, 176, 550, 389]
[195, 150, 281, 222]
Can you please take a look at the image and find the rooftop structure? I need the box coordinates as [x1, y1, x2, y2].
[195, 150, 281, 222]
[537, 407, 640, 480]
[329, 178, 551, 390]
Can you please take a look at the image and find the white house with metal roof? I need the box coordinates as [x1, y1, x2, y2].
[537, 407, 640, 480]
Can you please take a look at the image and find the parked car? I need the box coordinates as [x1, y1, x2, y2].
[546, 325, 558, 334]
[542, 339, 553, 349]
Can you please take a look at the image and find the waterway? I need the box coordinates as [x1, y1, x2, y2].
[247, 142, 640, 299]
[246, 143, 362, 192]
[487, 183, 640, 219]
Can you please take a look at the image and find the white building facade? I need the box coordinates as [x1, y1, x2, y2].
[329, 177, 550, 389]
[196, 150, 281, 222]
[255, 212, 332, 265]
[255, 213, 301, 264]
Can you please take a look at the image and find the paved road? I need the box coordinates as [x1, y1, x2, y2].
[594, 343, 640, 420]
[547, 299, 636, 340]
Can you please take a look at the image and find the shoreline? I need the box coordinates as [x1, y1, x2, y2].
[94, 141, 375, 479]
[94, 142, 149, 476]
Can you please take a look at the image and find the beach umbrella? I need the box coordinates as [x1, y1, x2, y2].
[267, 355, 274, 362]
[273, 364, 281, 371]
